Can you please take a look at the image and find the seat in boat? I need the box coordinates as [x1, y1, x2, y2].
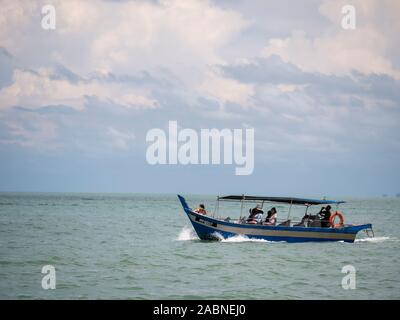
[278, 220, 291, 226]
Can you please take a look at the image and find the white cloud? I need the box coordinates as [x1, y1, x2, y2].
[197, 70, 254, 107]
[262, 0, 400, 78]
[113, 94, 158, 110]
[0, 0, 398, 161]
[107, 126, 135, 150]
[87, 0, 247, 75]
[276, 84, 306, 93]
[0, 0, 248, 114]
[1, 116, 58, 148]
[0, 68, 159, 111]
[0, 0, 248, 79]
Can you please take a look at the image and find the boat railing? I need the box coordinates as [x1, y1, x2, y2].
[214, 216, 308, 227]
[207, 214, 372, 229]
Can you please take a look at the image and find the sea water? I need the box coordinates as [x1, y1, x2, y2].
[0, 193, 399, 299]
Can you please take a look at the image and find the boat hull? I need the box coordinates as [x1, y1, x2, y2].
[178, 195, 371, 243]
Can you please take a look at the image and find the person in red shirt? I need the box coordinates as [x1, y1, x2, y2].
[194, 204, 207, 215]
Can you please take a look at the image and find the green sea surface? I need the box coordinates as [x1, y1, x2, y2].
[0, 193, 399, 299]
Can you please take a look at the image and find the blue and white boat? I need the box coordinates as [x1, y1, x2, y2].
[178, 195, 374, 243]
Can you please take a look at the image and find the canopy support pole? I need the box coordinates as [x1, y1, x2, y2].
[239, 194, 245, 221]
[287, 200, 293, 220]
[213, 196, 219, 218]
[304, 204, 310, 227]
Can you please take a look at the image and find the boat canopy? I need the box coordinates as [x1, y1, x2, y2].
[218, 195, 345, 206]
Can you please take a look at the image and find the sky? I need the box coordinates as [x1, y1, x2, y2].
[0, 0, 399, 197]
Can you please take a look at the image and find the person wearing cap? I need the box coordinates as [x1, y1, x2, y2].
[247, 204, 264, 223]
[194, 204, 207, 215]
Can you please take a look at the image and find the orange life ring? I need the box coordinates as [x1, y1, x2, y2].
[329, 211, 345, 228]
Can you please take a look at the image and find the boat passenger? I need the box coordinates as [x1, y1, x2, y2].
[294, 212, 319, 227]
[194, 204, 207, 215]
[318, 205, 331, 227]
[294, 213, 309, 227]
[246, 205, 264, 223]
[264, 207, 277, 225]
